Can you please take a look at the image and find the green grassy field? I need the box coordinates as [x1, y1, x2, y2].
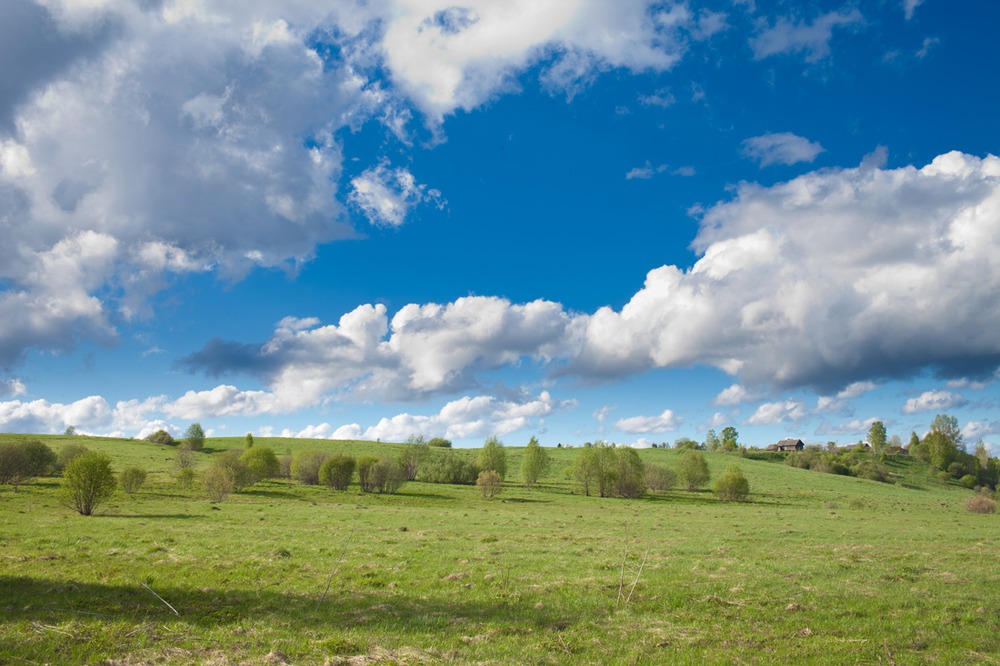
[1, 436, 998, 665]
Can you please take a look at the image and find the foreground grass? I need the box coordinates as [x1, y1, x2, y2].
[1, 438, 998, 664]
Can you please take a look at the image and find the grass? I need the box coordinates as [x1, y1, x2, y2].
[1, 436, 998, 664]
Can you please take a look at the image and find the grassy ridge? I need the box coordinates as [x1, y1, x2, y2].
[1, 436, 997, 664]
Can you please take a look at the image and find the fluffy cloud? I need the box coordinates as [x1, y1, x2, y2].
[569, 151, 1000, 393]
[349, 159, 444, 227]
[742, 132, 825, 167]
[902, 390, 966, 414]
[963, 420, 1000, 442]
[0, 395, 111, 433]
[816, 416, 880, 436]
[746, 400, 807, 425]
[751, 8, 864, 62]
[361, 391, 570, 442]
[615, 409, 682, 434]
[714, 384, 755, 406]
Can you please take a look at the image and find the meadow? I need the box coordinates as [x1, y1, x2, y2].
[1, 435, 998, 665]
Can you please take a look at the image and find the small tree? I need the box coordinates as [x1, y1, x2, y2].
[677, 450, 710, 490]
[145, 429, 175, 446]
[244, 432, 254, 449]
[119, 467, 148, 494]
[614, 447, 646, 498]
[521, 436, 551, 487]
[421, 451, 479, 485]
[357, 455, 380, 492]
[371, 458, 406, 494]
[319, 453, 356, 490]
[204, 464, 235, 502]
[427, 437, 452, 448]
[721, 426, 739, 452]
[867, 420, 887, 459]
[241, 446, 279, 483]
[213, 449, 254, 491]
[291, 450, 329, 485]
[184, 423, 206, 451]
[0, 440, 56, 491]
[477, 436, 507, 479]
[644, 463, 676, 493]
[704, 429, 721, 451]
[61, 451, 117, 515]
[477, 470, 503, 498]
[713, 465, 750, 501]
[57, 443, 90, 471]
[398, 443, 429, 481]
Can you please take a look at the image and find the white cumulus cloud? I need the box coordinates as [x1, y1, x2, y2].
[615, 409, 682, 434]
[901, 390, 966, 414]
[742, 132, 825, 167]
[751, 8, 864, 62]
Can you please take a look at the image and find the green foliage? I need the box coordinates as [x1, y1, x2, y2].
[644, 463, 676, 493]
[960, 474, 978, 489]
[241, 446, 280, 483]
[713, 465, 750, 501]
[144, 429, 175, 446]
[427, 437, 452, 448]
[477, 436, 507, 479]
[58, 443, 90, 471]
[850, 460, 890, 483]
[521, 436, 550, 487]
[867, 420, 887, 457]
[119, 467, 148, 495]
[60, 451, 117, 515]
[676, 450, 711, 490]
[477, 470, 503, 498]
[176, 467, 195, 489]
[570, 443, 644, 498]
[357, 455, 380, 492]
[421, 451, 478, 485]
[291, 450, 329, 485]
[319, 453, 356, 491]
[371, 458, 406, 494]
[397, 443, 430, 481]
[213, 449, 255, 491]
[244, 433, 255, 449]
[613, 447, 645, 498]
[203, 464, 235, 502]
[184, 423, 206, 451]
[704, 429, 720, 451]
[673, 437, 699, 450]
[0, 439, 57, 491]
[721, 426, 739, 452]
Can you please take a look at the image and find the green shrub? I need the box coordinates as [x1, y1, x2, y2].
[357, 455, 380, 492]
[57, 444, 90, 471]
[184, 423, 205, 451]
[371, 458, 406, 494]
[176, 467, 195, 489]
[521, 436, 551, 487]
[477, 470, 503, 498]
[677, 450, 710, 490]
[851, 460, 891, 483]
[427, 437, 452, 448]
[960, 474, 978, 489]
[61, 451, 117, 515]
[644, 463, 676, 493]
[397, 444, 429, 481]
[241, 446, 280, 483]
[613, 447, 646, 499]
[204, 464, 235, 502]
[421, 451, 479, 485]
[713, 465, 750, 502]
[0, 440, 56, 491]
[477, 436, 507, 479]
[119, 467, 148, 494]
[291, 450, 329, 485]
[319, 453, 356, 490]
[145, 429, 175, 445]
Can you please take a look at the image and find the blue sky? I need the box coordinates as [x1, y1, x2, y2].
[2, 0, 1000, 451]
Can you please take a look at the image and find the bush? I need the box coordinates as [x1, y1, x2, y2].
[851, 460, 890, 483]
[477, 470, 503, 498]
[613, 447, 646, 499]
[214, 450, 254, 491]
[477, 436, 507, 479]
[278, 453, 292, 478]
[960, 474, 978, 489]
[713, 465, 750, 502]
[421, 451, 479, 485]
[371, 458, 406, 494]
[244, 433, 254, 449]
[204, 464, 235, 502]
[61, 451, 117, 515]
[521, 436, 551, 487]
[644, 464, 676, 493]
[677, 450, 710, 490]
[291, 450, 329, 485]
[119, 467, 148, 494]
[176, 467, 195, 489]
[966, 495, 996, 514]
[57, 444, 90, 471]
[427, 437, 452, 448]
[357, 455, 380, 492]
[241, 446, 280, 483]
[397, 444, 429, 481]
[184, 423, 205, 451]
[145, 429, 175, 446]
[0, 440, 57, 491]
[319, 453, 356, 490]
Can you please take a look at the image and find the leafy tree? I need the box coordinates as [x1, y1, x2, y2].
[477, 436, 507, 479]
[184, 423, 206, 451]
[61, 451, 117, 515]
[704, 429, 720, 451]
[119, 467, 148, 494]
[477, 470, 502, 498]
[427, 437, 452, 448]
[145, 429, 175, 446]
[241, 446, 279, 483]
[721, 427, 739, 452]
[571, 446, 600, 497]
[291, 450, 330, 485]
[644, 463, 676, 493]
[214, 450, 254, 491]
[421, 451, 478, 484]
[369, 458, 406, 494]
[64, 426, 77, 436]
[357, 455, 380, 492]
[673, 437, 699, 450]
[521, 436, 550, 487]
[58, 443, 89, 471]
[930, 414, 963, 449]
[244, 433, 254, 449]
[319, 453, 356, 490]
[867, 420, 887, 458]
[713, 465, 750, 501]
[613, 447, 646, 498]
[0, 440, 56, 491]
[908, 431, 920, 450]
[398, 443, 430, 481]
[677, 450, 710, 490]
[204, 464, 235, 502]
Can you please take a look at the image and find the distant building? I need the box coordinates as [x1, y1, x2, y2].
[766, 438, 805, 452]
